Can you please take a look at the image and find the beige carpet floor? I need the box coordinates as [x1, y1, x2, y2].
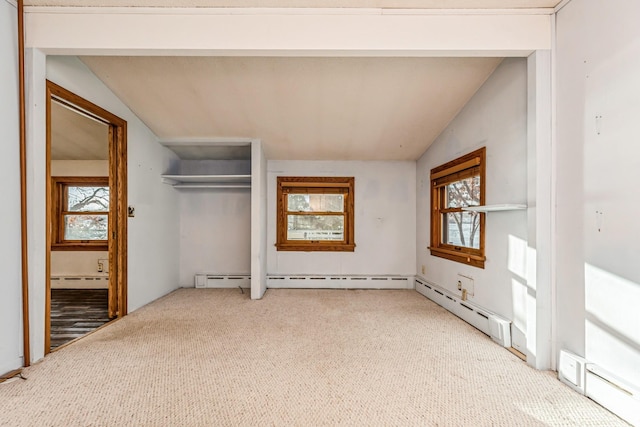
[0, 289, 627, 426]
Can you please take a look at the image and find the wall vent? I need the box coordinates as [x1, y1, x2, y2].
[194, 274, 251, 289]
[415, 277, 511, 347]
[266, 275, 413, 289]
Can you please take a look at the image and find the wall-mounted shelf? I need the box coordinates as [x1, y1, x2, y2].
[161, 174, 251, 189]
[462, 204, 527, 212]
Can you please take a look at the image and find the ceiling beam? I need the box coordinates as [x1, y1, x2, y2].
[25, 8, 551, 57]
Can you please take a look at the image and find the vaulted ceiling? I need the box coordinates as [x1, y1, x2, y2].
[51, 100, 109, 160]
[38, 1, 561, 160]
[80, 56, 502, 160]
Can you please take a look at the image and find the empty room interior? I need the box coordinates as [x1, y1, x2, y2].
[1, 0, 639, 425]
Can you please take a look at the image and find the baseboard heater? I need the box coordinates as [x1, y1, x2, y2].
[558, 350, 640, 426]
[266, 275, 414, 289]
[50, 276, 109, 289]
[415, 277, 511, 347]
[194, 274, 251, 289]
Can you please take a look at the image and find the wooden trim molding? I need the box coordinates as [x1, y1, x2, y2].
[18, 0, 30, 367]
[45, 81, 128, 353]
[430, 147, 486, 269]
[50, 176, 109, 251]
[276, 176, 355, 252]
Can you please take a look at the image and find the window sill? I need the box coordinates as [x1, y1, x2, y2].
[428, 246, 485, 269]
[276, 243, 355, 252]
[51, 243, 108, 251]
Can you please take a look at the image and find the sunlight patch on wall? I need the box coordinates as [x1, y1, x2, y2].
[508, 234, 528, 281]
[585, 263, 640, 386]
[511, 278, 527, 335]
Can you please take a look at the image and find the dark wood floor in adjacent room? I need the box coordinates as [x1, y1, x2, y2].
[50, 289, 111, 351]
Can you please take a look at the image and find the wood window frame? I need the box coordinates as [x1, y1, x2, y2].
[51, 176, 110, 251]
[429, 147, 486, 268]
[276, 176, 355, 252]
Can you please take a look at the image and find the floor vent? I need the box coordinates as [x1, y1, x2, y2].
[194, 274, 251, 289]
[266, 275, 413, 289]
[415, 276, 511, 347]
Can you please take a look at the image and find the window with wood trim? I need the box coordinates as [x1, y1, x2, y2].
[430, 147, 486, 268]
[51, 177, 110, 251]
[276, 176, 355, 252]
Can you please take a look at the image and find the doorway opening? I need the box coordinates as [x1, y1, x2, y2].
[45, 81, 127, 353]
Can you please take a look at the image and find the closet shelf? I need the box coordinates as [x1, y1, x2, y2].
[461, 204, 527, 212]
[161, 174, 251, 189]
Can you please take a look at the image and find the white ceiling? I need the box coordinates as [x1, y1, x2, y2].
[26, 0, 562, 9]
[38, 0, 557, 161]
[80, 56, 502, 160]
[51, 101, 109, 161]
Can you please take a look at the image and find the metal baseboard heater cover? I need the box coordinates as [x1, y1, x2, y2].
[194, 274, 251, 289]
[266, 275, 414, 289]
[415, 277, 511, 347]
[50, 276, 109, 289]
[558, 349, 640, 426]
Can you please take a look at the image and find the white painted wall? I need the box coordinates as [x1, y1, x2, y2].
[267, 160, 416, 277]
[556, 0, 640, 388]
[20, 55, 180, 362]
[50, 160, 108, 288]
[51, 160, 108, 176]
[177, 159, 251, 286]
[46, 57, 180, 312]
[0, 0, 24, 374]
[416, 59, 529, 344]
[179, 189, 251, 285]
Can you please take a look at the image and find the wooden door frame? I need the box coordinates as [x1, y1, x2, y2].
[45, 81, 128, 354]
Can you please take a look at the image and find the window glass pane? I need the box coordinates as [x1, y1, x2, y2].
[287, 194, 344, 213]
[64, 215, 108, 240]
[67, 186, 109, 212]
[443, 212, 480, 249]
[445, 176, 480, 208]
[287, 215, 344, 240]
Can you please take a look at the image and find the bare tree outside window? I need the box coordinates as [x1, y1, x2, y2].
[52, 177, 110, 249]
[429, 147, 485, 268]
[444, 176, 480, 248]
[64, 186, 109, 240]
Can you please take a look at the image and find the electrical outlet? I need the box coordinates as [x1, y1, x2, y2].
[421, 265, 426, 275]
[457, 274, 474, 296]
[97, 259, 109, 274]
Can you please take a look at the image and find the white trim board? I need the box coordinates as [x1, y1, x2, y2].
[24, 9, 551, 57]
[23, 7, 556, 16]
